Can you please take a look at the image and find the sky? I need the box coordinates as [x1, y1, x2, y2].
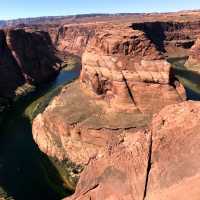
[1, 0, 200, 20]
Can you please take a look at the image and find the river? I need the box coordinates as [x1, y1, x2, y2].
[0, 62, 81, 200]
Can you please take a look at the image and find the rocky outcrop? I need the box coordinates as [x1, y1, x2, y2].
[132, 21, 200, 56]
[56, 24, 97, 55]
[145, 101, 200, 200]
[0, 29, 61, 98]
[32, 24, 186, 191]
[32, 80, 149, 171]
[185, 37, 200, 71]
[0, 30, 24, 98]
[81, 25, 186, 114]
[6, 29, 61, 83]
[66, 101, 200, 200]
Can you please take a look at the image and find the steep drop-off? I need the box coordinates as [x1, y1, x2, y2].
[32, 24, 186, 193]
[0, 29, 61, 99]
[23, 12, 200, 199]
[185, 37, 200, 71]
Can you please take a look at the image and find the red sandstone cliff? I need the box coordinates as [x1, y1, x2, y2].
[80, 25, 186, 113]
[185, 37, 200, 71]
[56, 23, 98, 55]
[0, 29, 61, 98]
[31, 13, 200, 200]
[0, 30, 24, 98]
[32, 24, 186, 191]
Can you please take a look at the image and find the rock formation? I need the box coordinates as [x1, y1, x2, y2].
[80, 25, 186, 113]
[32, 24, 186, 191]
[0, 29, 61, 98]
[1, 10, 200, 200]
[132, 21, 200, 57]
[0, 30, 24, 98]
[56, 23, 97, 55]
[65, 101, 200, 200]
[185, 37, 200, 71]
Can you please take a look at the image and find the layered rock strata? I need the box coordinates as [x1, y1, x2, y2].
[132, 21, 200, 57]
[80, 25, 186, 114]
[32, 25, 186, 191]
[185, 37, 200, 71]
[56, 23, 98, 55]
[0, 29, 61, 98]
[55, 19, 200, 58]
[66, 101, 200, 200]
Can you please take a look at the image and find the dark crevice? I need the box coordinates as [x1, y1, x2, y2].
[121, 72, 136, 105]
[82, 183, 99, 196]
[143, 132, 153, 200]
[132, 22, 167, 53]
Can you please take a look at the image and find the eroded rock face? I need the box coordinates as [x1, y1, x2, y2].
[6, 29, 61, 83]
[65, 129, 151, 200]
[32, 81, 149, 166]
[56, 24, 97, 55]
[145, 101, 200, 200]
[0, 30, 24, 98]
[66, 101, 200, 200]
[32, 24, 187, 192]
[81, 25, 186, 114]
[132, 21, 200, 57]
[0, 29, 61, 98]
[185, 38, 200, 71]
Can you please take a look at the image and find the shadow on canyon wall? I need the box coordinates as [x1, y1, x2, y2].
[132, 22, 167, 53]
[0, 81, 75, 200]
[131, 21, 195, 54]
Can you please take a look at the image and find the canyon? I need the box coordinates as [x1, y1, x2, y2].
[1, 10, 200, 200]
[0, 29, 61, 99]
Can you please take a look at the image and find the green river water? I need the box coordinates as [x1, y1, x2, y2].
[0, 64, 80, 200]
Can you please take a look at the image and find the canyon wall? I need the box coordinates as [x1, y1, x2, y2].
[132, 21, 200, 57]
[32, 24, 186, 191]
[1, 11, 200, 200]
[80, 25, 186, 114]
[31, 13, 200, 199]
[55, 23, 98, 55]
[185, 37, 200, 71]
[53, 19, 200, 58]
[0, 29, 61, 98]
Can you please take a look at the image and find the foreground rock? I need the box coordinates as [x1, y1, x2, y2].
[66, 101, 200, 200]
[0, 29, 61, 99]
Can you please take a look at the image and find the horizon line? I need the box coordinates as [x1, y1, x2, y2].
[1, 9, 199, 21]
